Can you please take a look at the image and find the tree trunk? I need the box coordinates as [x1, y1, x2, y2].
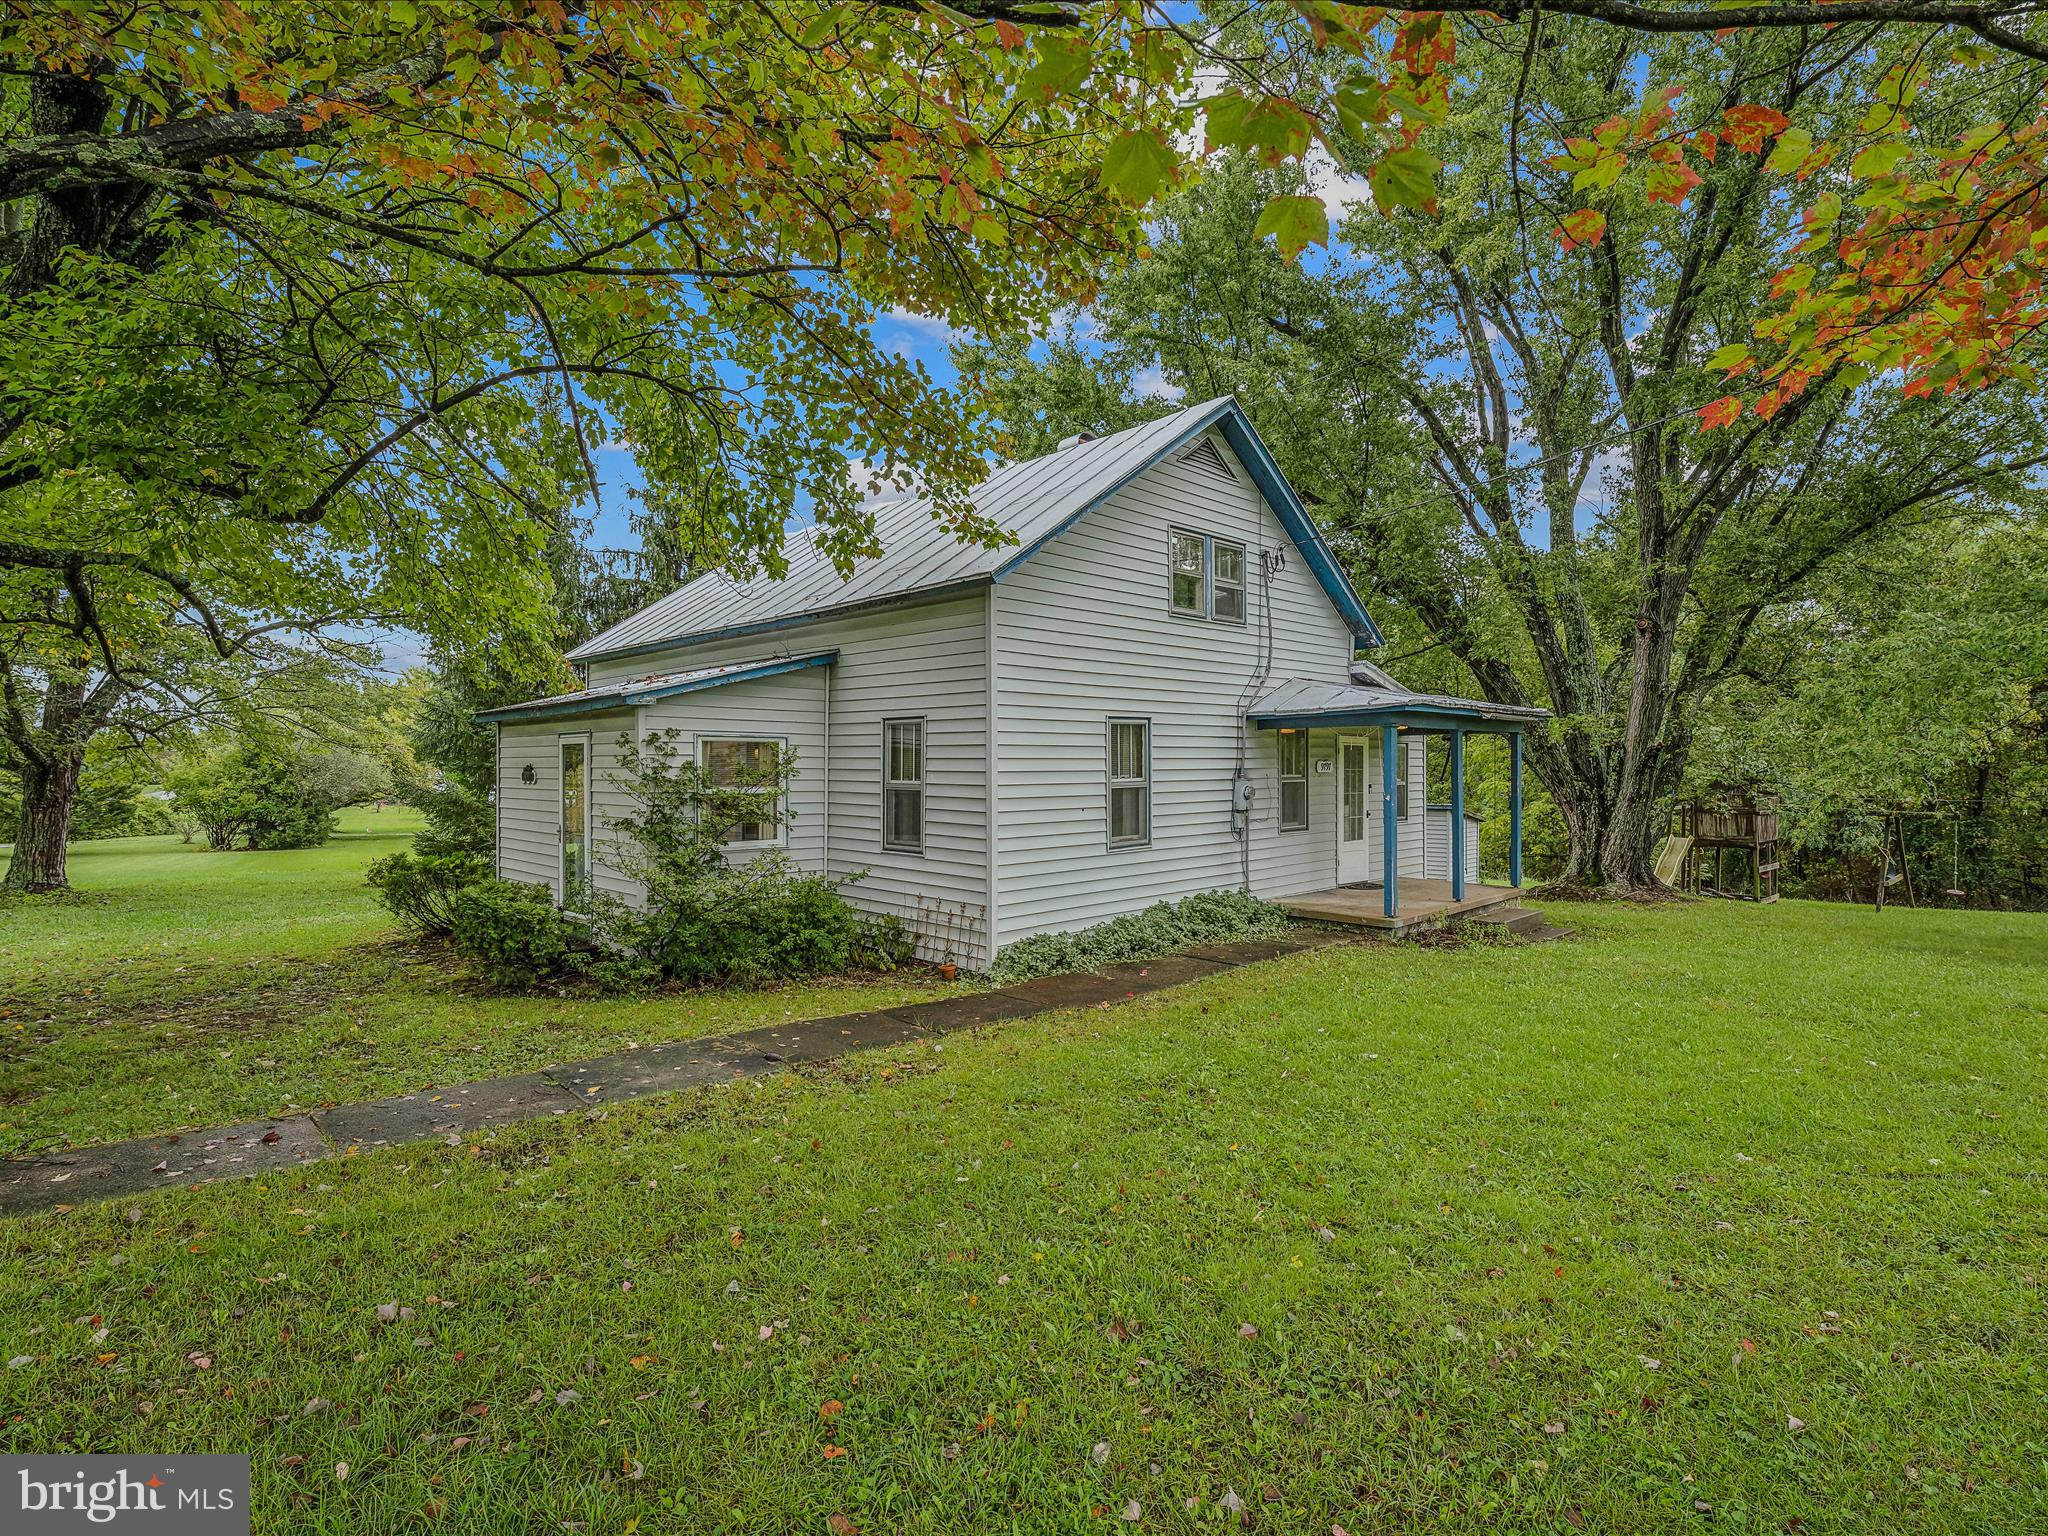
[4, 750, 82, 893]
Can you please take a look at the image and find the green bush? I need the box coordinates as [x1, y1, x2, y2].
[167, 741, 340, 851]
[367, 851, 491, 936]
[588, 850, 866, 987]
[989, 888, 1295, 984]
[851, 912, 919, 972]
[448, 879, 580, 988]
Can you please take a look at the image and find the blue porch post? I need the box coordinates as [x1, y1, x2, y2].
[1449, 729, 1466, 901]
[1509, 731, 1524, 889]
[1381, 725, 1399, 918]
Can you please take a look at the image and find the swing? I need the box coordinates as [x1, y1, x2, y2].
[1943, 821, 1967, 899]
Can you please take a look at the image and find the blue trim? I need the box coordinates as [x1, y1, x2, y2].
[1381, 726, 1399, 918]
[1214, 411, 1383, 647]
[1449, 728, 1466, 901]
[479, 652, 837, 724]
[1248, 708, 1531, 732]
[1510, 733, 1524, 889]
[988, 398, 1384, 647]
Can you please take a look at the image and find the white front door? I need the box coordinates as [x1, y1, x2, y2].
[1337, 736, 1372, 885]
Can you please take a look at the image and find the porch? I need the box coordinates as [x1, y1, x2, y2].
[1281, 879, 1524, 932]
[1247, 669, 1550, 927]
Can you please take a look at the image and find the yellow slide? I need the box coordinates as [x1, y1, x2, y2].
[1654, 834, 1692, 886]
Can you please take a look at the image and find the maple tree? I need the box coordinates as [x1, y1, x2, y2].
[0, 0, 1184, 888]
[965, 21, 2048, 890]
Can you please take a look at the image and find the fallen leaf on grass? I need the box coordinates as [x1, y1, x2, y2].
[820, 1400, 844, 1419]
[1238, 1323, 1257, 1340]
[1091, 1441, 1111, 1467]
[186, 1352, 212, 1371]
[827, 1516, 859, 1536]
[1122, 1499, 1142, 1521]
[335, 1463, 349, 1483]
[1542, 1421, 1565, 1435]
[1787, 1415, 1806, 1433]
[822, 1444, 847, 1460]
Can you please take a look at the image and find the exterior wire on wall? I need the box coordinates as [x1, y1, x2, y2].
[1232, 545, 1282, 891]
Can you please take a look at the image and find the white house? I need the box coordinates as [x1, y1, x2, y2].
[484, 397, 1546, 969]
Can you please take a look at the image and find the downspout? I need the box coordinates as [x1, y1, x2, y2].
[984, 584, 1000, 968]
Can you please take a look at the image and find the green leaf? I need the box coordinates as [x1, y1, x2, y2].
[1021, 34, 1091, 97]
[1368, 144, 1440, 214]
[1334, 78, 1391, 139]
[1763, 128, 1814, 176]
[1253, 194, 1331, 258]
[1706, 342, 1752, 373]
[1850, 141, 1909, 179]
[1100, 131, 1177, 205]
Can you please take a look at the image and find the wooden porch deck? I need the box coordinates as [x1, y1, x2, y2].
[1281, 879, 1524, 932]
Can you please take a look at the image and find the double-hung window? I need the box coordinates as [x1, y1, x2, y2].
[699, 737, 784, 846]
[1277, 729, 1309, 831]
[1396, 741, 1411, 820]
[1107, 719, 1151, 849]
[1168, 530, 1248, 623]
[882, 717, 925, 853]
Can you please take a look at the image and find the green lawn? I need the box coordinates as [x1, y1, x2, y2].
[2, 843, 2046, 1534]
[0, 810, 951, 1153]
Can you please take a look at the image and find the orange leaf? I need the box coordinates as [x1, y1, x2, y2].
[822, 1444, 848, 1459]
[1556, 209, 1606, 252]
[820, 1399, 844, 1418]
[1721, 104, 1792, 154]
[1698, 396, 1745, 430]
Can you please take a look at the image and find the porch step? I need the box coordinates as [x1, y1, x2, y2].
[1463, 905, 1572, 943]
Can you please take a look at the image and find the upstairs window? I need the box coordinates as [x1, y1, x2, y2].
[1168, 530, 1248, 624]
[1278, 730, 1308, 831]
[1170, 532, 1207, 615]
[882, 717, 925, 853]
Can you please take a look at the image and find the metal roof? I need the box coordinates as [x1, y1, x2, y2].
[1246, 677, 1550, 730]
[567, 396, 1380, 663]
[477, 651, 836, 724]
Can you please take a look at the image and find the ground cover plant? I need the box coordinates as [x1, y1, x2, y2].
[0, 810, 949, 1153]
[2, 886, 2042, 1534]
[989, 890, 1299, 983]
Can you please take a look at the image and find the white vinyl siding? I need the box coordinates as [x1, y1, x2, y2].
[1424, 804, 1486, 885]
[494, 710, 638, 903]
[581, 593, 991, 966]
[991, 430, 1356, 941]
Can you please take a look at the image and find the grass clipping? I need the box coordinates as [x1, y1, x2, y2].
[988, 889, 1295, 984]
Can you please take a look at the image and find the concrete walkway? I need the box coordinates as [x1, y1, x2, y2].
[0, 935, 1334, 1218]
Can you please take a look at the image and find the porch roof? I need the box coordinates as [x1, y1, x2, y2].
[477, 651, 836, 725]
[1245, 676, 1548, 733]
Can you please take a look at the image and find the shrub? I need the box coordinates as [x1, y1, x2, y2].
[448, 878, 580, 988]
[367, 850, 491, 936]
[989, 888, 1295, 983]
[588, 850, 865, 987]
[852, 912, 920, 972]
[168, 741, 341, 851]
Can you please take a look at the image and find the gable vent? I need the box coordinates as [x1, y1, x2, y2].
[1177, 436, 1238, 482]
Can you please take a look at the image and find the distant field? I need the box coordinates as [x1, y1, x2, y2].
[0, 809, 950, 1152]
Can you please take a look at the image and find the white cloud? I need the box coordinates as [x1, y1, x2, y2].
[846, 456, 924, 505]
[1304, 144, 1373, 230]
[879, 307, 961, 358]
[1132, 363, 1184, 403]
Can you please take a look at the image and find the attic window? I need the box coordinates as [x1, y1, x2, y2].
[1177, 437, 1237, 482]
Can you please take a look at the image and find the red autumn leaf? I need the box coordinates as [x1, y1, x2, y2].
[1646, 151, 1703, 207]
[992, 19, 1025, 49]
[1698, 396, 1745, 430]
[822, 1444, 848, 1459]
[820, 1399, 844, 1418]
[1556, 208, 1606, 251]
[1721, 104, 1792, 153]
